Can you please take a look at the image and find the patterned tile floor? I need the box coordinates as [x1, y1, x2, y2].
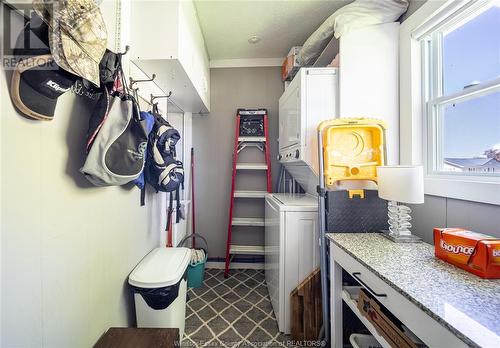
[183, 268, 288, 347]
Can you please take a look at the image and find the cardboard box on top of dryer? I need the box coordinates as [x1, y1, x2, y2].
[281, 46, 302, 81]
[434, 228, 500, 279]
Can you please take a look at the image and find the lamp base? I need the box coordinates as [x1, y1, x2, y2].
[380, 230, 422, 243]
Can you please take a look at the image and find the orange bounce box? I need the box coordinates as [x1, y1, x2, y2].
[434, 228, 500, 279]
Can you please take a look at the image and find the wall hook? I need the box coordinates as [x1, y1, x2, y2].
[119, 45, 130, 56]
[130, 74, 156, 89]
[150, 91, 172, 104]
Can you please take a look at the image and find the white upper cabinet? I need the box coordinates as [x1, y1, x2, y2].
[130, 0, 210, 112]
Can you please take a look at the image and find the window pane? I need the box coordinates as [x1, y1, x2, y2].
[441, 91, 500, 173]
[443, 5, 500, 95]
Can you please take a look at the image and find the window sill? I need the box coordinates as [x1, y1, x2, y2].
[424, 175, 500, 205]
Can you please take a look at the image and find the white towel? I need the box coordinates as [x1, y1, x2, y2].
[190, 249, 206, 265]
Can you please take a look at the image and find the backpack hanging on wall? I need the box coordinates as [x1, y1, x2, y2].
[80, 59, 149, 186]
[145, 105, 184, 193]
[144, 104, 185, 238]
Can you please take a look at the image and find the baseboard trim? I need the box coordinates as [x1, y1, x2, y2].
[206, 261, 264, 270]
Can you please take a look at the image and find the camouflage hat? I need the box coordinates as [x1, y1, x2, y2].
[33, 0, 107, 86]
[33, 2, 77, 76]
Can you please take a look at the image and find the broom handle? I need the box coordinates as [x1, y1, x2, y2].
[191, 147, 196, 249]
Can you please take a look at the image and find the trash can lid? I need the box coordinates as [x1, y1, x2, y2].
[128, 247, 191, 288]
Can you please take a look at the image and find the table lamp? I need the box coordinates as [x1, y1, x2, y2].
[376, 165, 424, 242]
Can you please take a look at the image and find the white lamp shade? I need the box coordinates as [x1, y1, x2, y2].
[376, 166, 424, 204]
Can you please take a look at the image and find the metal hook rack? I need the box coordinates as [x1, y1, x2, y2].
[129, 74, 156, 89]
[150, 91, 172, 104]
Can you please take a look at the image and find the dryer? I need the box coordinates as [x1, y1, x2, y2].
[264, 193, 319, 334]
[279, 67, 339, 193]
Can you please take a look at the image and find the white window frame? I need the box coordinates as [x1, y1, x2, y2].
[400, 0, 500, 205]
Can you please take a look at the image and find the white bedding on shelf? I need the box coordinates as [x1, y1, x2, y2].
[297, 0, 409, 66]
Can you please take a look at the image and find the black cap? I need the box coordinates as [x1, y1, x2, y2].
[10, 14, 78, 121]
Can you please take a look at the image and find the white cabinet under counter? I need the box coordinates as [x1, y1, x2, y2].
[328, 233, 500, 348]
[130, 0, 210, 113]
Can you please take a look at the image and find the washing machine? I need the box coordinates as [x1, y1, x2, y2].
[264, 193, 319, 334]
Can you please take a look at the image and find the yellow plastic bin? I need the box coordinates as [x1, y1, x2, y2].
[317, 118, 387, 187]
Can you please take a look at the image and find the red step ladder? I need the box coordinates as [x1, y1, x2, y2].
[224, 109, 272, 277]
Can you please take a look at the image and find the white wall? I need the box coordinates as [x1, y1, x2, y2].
[0, 70, 164, 348]
[192, 67, 283, 259]
[0, 2, 167, 346]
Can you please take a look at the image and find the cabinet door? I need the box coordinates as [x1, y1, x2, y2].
[279, 83, 301, 151]
[283, 210, 319, 333]
[285, 211, 319, 284]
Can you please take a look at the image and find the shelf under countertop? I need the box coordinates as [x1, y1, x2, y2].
[326, 233, 500, 348]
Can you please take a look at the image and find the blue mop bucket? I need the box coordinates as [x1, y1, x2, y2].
[179, 234, 208, 288]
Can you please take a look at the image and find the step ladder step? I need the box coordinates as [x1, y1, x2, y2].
[231, 217, 265, 226]
[229, 244, 265, 255]
[238, 136, 266, 142]
[236, 163, 268, 170]
[234, 190, 267, 198]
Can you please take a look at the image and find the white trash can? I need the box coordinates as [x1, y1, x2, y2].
[129, 247, 191, 339]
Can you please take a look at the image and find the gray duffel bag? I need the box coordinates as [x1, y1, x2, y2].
[81, 91, 148, 186]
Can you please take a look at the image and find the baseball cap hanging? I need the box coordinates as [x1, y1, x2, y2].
[11, 14, 78, 120]
[33, 0, 108, 87]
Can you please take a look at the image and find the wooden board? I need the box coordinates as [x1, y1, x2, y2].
[357, 290, 418, 348]
[94, 328, 179, 348]
[290, 268, 322, 342]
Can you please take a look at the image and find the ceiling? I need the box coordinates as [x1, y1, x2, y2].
[194, 0, 354, 60]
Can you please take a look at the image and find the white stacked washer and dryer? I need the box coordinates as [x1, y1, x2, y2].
[264, 67, 339, 333]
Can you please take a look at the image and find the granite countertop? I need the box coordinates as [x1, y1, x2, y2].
[327, 233, 500, 348]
